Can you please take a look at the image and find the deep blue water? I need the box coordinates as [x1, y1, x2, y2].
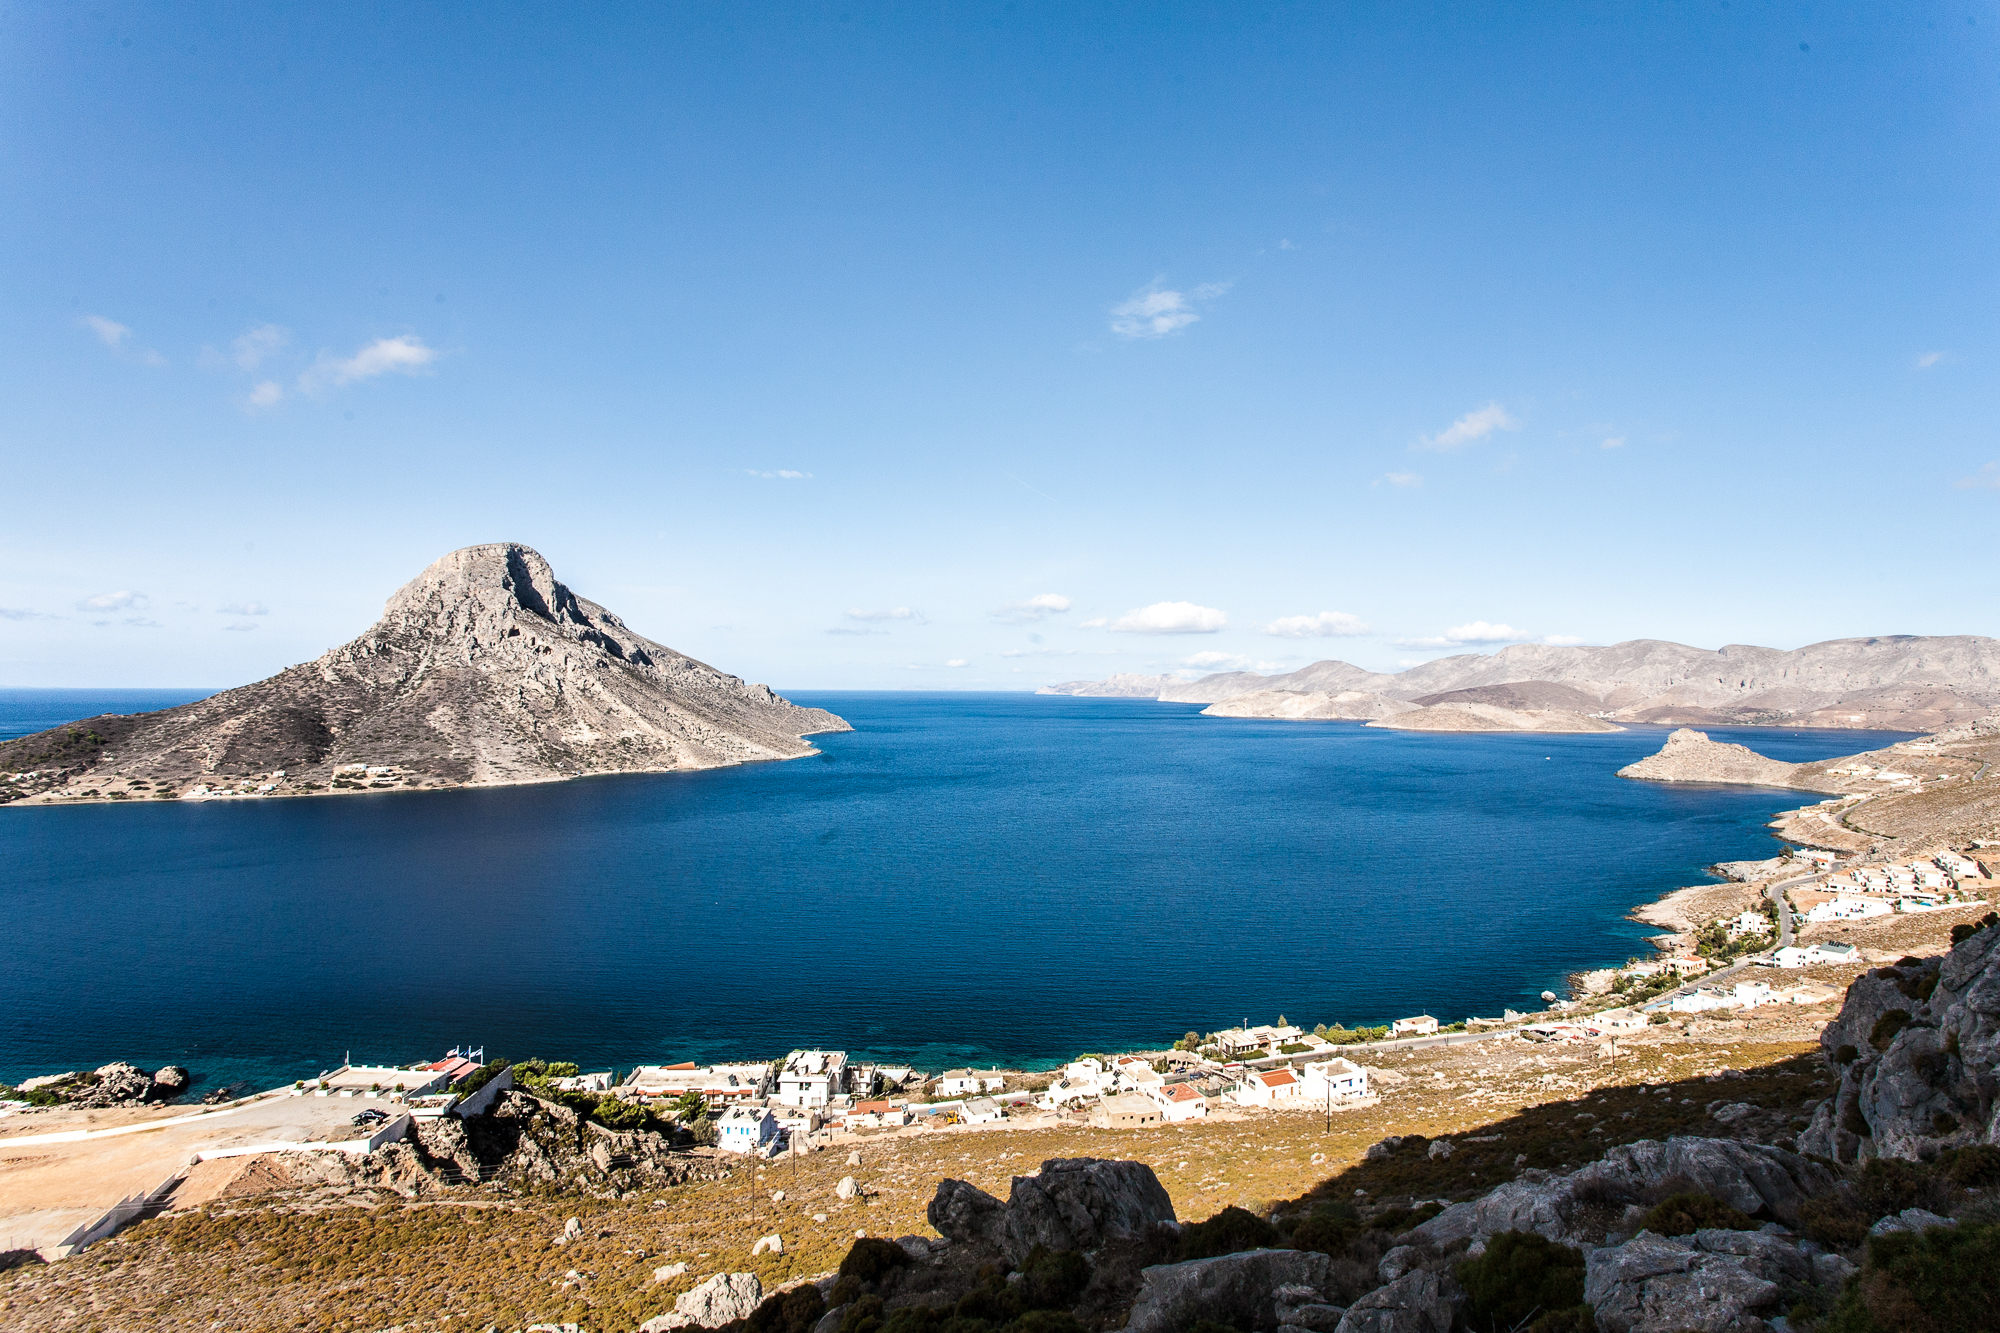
[0, 690, 1905, 1095]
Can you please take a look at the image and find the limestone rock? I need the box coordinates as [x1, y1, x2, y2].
[653, 1262, 689, 1282]
[1376, 1246, 1421, 1283]
[1582, 1228, 1824, 1333]
[1125, 1249, 1334, 1333]
[1332, 1267, 1463, 1333]
[836, 1176, 860, 1201]
[150, 1065, 190, 1098]
[752, 1234, 783, 1256]
[926, 1178, 1008, 1248]
[1000, 1157, 1177, 1259]
[1869, 1208, 1957, 1237]
[0, 542, 849, 804]
[846, 1151, 862, 1166]
[1616, 730, 1802, 787]
[641, 1272, 764, 1331]
[557, 1216, 582, 1246]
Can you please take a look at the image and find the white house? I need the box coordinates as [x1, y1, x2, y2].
[1805, 897, 1893, 923]
[1391, 1014, 1440, 1037]
[1770, 947, 1811, 969]
[1211, 1025, 1303, 1057]
[1299, 1057, 1369, 1102]
[716, 1105, 780, 1154]
[959, 1096, 1005, 1125]
[1091, 1093, 1164, 1128]
[940, 1068, 1008, 1096]
[1230, 1067, 1302, 1106]
[775, 1050, 848, 1107]
[1144, 1082, 1210, 1122]
[1668, 981, 1771, 1014]
[1808, 941, 1860, 964]
[1110, 1057, 1163, 1093]
[1726, 910, 1770, 936]
[846, 1100, 909, 1130]
[623, 1062, 773, 1107]
[551, 1071, 615, 1093]
[1586, 1010, 1648, 1034]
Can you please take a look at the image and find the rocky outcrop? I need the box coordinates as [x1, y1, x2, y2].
[1331, 1267, 1462, 1333]
[1801, 925, 2000, 1163]
[0, 543, 849, 805]
[1366, 703, 1622, 733]
[926, 1158, 1176, 1262]
[1408, 1138, 1836, 1249]
[1582, 1229, 1806, 1333]
[17, 1062, 194, 1107]
[411, 1090, 693, 1193]
[1616, 730, 1810, 788]
[640, 1272, 764, 1331]
[1124, 1249, 1334, 1333]
[1200, 690, 1415, 722]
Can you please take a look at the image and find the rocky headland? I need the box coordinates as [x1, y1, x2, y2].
[0, 543, 849, 806]
[1615, 728, 1812, 787]
[1045, 635, 2000, 732]
[1365, 702, 1625, 734]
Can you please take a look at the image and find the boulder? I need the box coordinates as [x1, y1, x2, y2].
[557, 1216, 582, 1246]
[1126, 1249, 1334, 1333]
[1274, 1281, 1345, 1333]
[836, 1176, 860, 1200]
[1426, 1140, 1453, 1160]
[1407, 1137, 1835, 1249]
[752, 1233, 783, 1256]
[1002, 1158, 1177, 1258]
[1868, 1208, 1957, 1237]
[150, 1065, 190, 1098]
[1583, 1228, 1819, 1333]
[1332, 1267, 1463, 1333]
[641, 1272, 764, 1331]
[927, 1178, 1009, 1249]
[653, 1262, 689, 1282]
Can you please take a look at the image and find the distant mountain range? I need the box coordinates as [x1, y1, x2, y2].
[0, 544, 849, 805]
[1039, 636, 2000, 732]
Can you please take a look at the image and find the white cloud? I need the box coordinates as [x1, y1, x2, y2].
[244, 381, 283, 410]
[223, 621, 260, 632]
[1264, 611, 1370, 639]
[219, 601, 268, 615]
[1378, 471, 1424, 488]
[1078, 617, 1109, 628]
[1600, 436, 1625, 450]
[991, 593, 1072, 625]
[1917, 351, 1944, 369]
[1395, 620, 1533, 649]
[1105, 601, 1227, 634]
[747, 469, 812, 479]
[78, 590, 146, 612]
[945, 659, 969, 668]
[1110, 281, 1228, 339]
[846, 607, 927, 624]
[80, 315, 130, 348]
[299, 334, 437, 392]
[1416, 402, 1520, 452]
[232, 324, 289, 369]
[1953, 463, 2000, 491]
[122, 617, 163, 628]
[1543, 634, 1586, 646]
[0, 607, 58, 621]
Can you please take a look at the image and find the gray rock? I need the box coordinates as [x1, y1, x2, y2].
[653, 1261, 689, 1282]
[1274, 1282, 1344, 1330]
[1126, 1249, 1334, 1333]
[927, 1177, 1009, 1249]
[1868, 1208, 1958, 1237]
[811, 1305, 848, 1333]
[1812, 1252, 1857, 1287]
[150, 1065, 190, 1097]
[1004, 1158, 1177, 1259]
[642, 1272, 764, 1331]
[1364, 1137, 1406, 1162]
[1426, 1140, 1454, 1160]
[1332, 1267, 1463, 1333]
[1584, 1228, 1829, 1333]
[836, 1175, 860, 1200]
[557, 1216, 582, 1245]
[1376, 1246, 1421, 1283]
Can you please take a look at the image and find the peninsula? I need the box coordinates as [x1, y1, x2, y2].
[0, 543, 849, 806]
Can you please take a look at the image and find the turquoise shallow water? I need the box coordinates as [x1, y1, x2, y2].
[0, 689, 1903, 1096]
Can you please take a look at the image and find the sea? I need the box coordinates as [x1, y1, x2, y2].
[0, 688, 1907, 1097]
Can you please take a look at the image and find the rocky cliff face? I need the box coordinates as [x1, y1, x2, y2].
[0, 543, 848, 804]
[1051, 636, 2000, 731]
[1615, 729, 1809, 787]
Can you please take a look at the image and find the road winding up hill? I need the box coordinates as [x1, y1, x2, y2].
[0, 543, 849, 805]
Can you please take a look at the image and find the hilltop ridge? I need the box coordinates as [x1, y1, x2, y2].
[1043, 635, 2000, 732]
[0, 543, 848, 805]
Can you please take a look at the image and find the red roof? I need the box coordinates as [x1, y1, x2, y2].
[1257, 1069, 1297, 1088]
[664, 1061, 698, 1070]
[1162, 1084, 1203, 1102]
[854, 1100, 893, 1114]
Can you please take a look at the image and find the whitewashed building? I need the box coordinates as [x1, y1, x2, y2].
[1230, 1067, 1303, 1106]
[1299, 1057, 1370, 1102]
[717, 1105, 780, 1154]
[775, 1050, 848, 1107]
[1143, 1082, 1210, 1122]
[1391, 1014, 1439, 1037]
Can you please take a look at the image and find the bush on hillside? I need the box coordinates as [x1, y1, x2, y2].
[1177, 1206, 1280, 1261]
[1950, 913, 1998, 946]
[1638, 1192, 1758, 1236]
[1455, 1231, 1589, 1333]
[1823, 1220, 2000, 1333]
[839, 1237, 913, 1283]
[1800, 1194, 1870, 1249]
[1938, 1144, 2000, 1189]
[1857, 1158, 1951, 1221]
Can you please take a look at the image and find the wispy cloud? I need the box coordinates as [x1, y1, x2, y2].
[299, 334, 437, 392]
[945, 658, 969, 668]
[846, 607, 927, 625]
[1264, 611, 1370, 639]
[233, 324, 289, 369]
[1600, 436, 1625, 450]
[1917, 351, 1945, 369]
[244, 381, 283, 410]
[991, 593, 1071, 625]
[78, 590, 146, 612]
[223, 621, 260, 632]
[1377, 471, 1424, 488]
[747, 469, 812, 479]
[1105, 601, 1227, 635]
[219, 601, 268, 616]
[81, 315, 131, 348]
[1109, 281, 1229, 339]
[1415, 402, 1519, 452]
[0, 607, 59, 621]
[1954, 463, 2000, 492]
[1396, 620, 1532, 649]
[120, 617, 163, 629]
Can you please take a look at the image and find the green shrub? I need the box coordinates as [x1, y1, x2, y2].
[1178, 1206, 1281, 1260]
[1950, 913, 1998, 946]
[1837, 1044, 1861, 1065]
[1938, 1144, 2000, 1189]
[1288, 1211, 1362, 1257]
[1455, 1231, 1589, 1333]
[838, 1295, 886, 1333]
[736, 1285, 827, 1333]
[1801, 1195, 1870, 1249]
[828, 1276, 862, 1308]
[1015, 1246, 1090, 1311]
[1003, 1313, 1087, 1333]
[1823, 1220, 2000, 1333]
[1369, 1201, 1446, 1236]
[1638, 1192, 1758, 1236]
[1857, 1159, 1946, 1220]
[840, 1237, 913, 1283]
[1869, 1011, 1912, 1052]
[1526, 1310, 1596, 1333]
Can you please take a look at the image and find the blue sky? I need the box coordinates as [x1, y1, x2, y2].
[3, 3, 1996, 690]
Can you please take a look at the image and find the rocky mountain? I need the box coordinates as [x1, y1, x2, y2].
[1615, 728, 1809, 787]
[1047, 636, 2000, 731]
[0, 543, 848, 805]
[1037, 672, 1184, 698]
[1367, 703, 1624, 733]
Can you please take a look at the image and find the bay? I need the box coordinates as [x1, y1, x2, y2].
[0, 690, 1902, 1096]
